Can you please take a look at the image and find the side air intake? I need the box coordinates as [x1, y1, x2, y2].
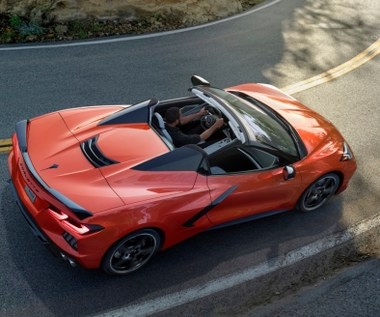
[80, 136, 118, 168]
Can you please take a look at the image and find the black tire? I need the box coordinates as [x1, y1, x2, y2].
[102, 229, 161, 275]
[297, 173, 340, 212]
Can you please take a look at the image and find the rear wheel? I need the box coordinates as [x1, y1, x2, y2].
[102, 229, 161, 275]
[297, 173, 340, 212]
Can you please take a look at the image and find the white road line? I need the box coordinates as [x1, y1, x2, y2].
[95, 213, 380, 317]
[0, 0, 282, 51]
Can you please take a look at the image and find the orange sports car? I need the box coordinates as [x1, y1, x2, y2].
[8, 76, 356, 275]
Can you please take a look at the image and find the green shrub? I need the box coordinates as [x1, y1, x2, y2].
[9, 15, 23, 28]
[18, 22, 45, 36]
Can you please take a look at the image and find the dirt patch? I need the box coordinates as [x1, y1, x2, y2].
[0, 0, 264, 44]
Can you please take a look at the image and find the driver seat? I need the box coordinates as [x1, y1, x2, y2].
[152, 112, 174, 148]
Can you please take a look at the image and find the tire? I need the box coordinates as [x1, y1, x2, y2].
[297, 173, 340, 212]
[102, 229, 161, 275]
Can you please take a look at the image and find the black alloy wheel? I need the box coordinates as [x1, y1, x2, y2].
[102, 229, 161, 275]
[297, 173, 340, 212]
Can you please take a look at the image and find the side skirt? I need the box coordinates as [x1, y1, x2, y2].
[206, 209, 290, 231]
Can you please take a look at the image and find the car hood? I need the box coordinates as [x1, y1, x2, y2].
[27, 111, 125, 214]
[228, 84, 342, 154]
[27, 107, 171, 213]
[59, 105, 169, 166]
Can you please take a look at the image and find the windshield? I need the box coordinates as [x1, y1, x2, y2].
[206, 88, 298, 157]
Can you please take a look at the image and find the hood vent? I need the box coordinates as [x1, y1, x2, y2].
[80, 136, 118, 168]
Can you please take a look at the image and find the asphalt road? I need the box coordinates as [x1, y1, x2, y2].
[252, 257, 380, 317]
[0, 0, 379, 316]
[1, 0, 378, 139]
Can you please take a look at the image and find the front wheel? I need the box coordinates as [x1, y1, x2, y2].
[297, 173, 340, 212]
[102, 229, 161, 275]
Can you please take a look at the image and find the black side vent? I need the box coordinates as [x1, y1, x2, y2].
[80, 136, 118, 168]
[63, 232, 78, 250]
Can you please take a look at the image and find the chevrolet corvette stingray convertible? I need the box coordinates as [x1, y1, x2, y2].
[8, 76, 356, 275]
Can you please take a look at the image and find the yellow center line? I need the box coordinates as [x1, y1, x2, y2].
[0, 38, 379, 154]
[281, 38, 380, 95]
[0, 138, 12, 153]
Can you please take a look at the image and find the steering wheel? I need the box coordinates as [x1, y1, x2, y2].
[200, 106, 223, 130]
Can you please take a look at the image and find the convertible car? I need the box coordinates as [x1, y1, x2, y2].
[8, 76, 356, 275]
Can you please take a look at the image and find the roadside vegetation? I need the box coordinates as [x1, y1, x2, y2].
[0, 0, 263, 44]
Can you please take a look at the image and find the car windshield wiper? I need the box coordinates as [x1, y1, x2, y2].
[258, 141, 282, 152]
[257, 141, 299, 163]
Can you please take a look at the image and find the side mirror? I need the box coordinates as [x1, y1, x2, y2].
[283, 165, 296, 180]
[191, 75, 210, 87]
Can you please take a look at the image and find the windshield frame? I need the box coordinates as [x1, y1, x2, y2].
[193, 86, 305, 161]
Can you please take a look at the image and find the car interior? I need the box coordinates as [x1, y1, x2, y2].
[152, 96, 235, 146]
[151, 96, 280, 175]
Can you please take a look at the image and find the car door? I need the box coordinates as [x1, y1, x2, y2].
[205, 146, 301, 226]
